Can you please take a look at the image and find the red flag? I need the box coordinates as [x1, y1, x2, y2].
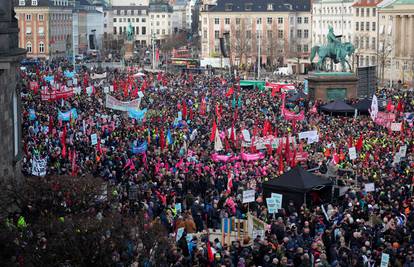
[62, 143, 67, 159]
[182, 101, 187, 119]
[71, 150, 77, 176]
[210, 120, 217, 142]
[123, 82, 128, 97]
[250, 136, 257, 153]
[155, 49, 160, 62]
[278, 154, 284, 174]
[141, 80, 147, 92]
[113, 80, 118, 91]
[200, 97, 206, 116]
[160, 128, 165, 151]
[355, 134, 363, 151]
[284, 136, 290, 160]
[207, 241, 214, 263]
[230, 124, 235, 144]
[225, 87, 234, 97]
[396, 100, 404, 113]
[157, 72, 162, 81]
[386, 100, 392, 112]
[226, 171, 233, 193]
[48, 116, 54, 135]
[348, 135, 354, 148]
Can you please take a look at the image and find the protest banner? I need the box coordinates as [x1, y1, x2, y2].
[298, 130, 319, 144]
[32, 157, 47, 176]
[375, 112, 396, 128]
[106, 94, 141, 111]
[242, 129, 251, 142]
[128, 108, 147, 121]
[295, 152, 309, 162]
[242, 190, 256, 204]
[348, 147, 357, 160]
[364, 183, 375, 192]
[30, 81, 38, 90]
[58, 108, 78, 121]
[91, 72, 107, 80]
[41, 87, 74, 101]
[380, 253, 389, 267]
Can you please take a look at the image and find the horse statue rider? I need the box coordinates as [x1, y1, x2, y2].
[310, 26, 355, 72]
[127, 22, 134, 42]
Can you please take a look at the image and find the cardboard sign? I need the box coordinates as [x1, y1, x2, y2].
[348, 147, 357, 160]
[381, 253, 389, 267]
[271, 193, 283, 211]
[266, 198, 277, 214]
[242, 190, 255, 204]
[252, 229, 265, 240]
[364, 183, 375, 192]
[175, 203, 182, 213]
[32, 157, 47, 176]
[391, 122, 402, 131]
[399, 145, 407, 157]
[91, 133, 98, 145]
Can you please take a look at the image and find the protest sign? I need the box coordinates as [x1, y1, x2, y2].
[242, 129, 251, 142]
[348, 147, 357, 160]
[103, 87, 109, 94]
[380, 253, 389, 267]
[138, 91, 144, 98]
[176, 227, 184, 242]
[364, 183, 375, 192]
[298, 130, 319, 144]
[242, 190, 255, 204]
[252, 229, 265, 240]
[91, 133, 98, 145]
[271, 193, 283, 211]
[266, 198, 277, 214]
[399, 145, 407, 157]
[32, 157, 47, 176]
[41, 87, 74, 101]
[391, 122, 402, 131]
[175, 203, 182, 213]
[106, 95, 141, 112]
[91, 72, 107, 80]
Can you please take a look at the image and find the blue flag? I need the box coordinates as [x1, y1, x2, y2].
[64, 70, 75, 78]
[58, 108, 78, 121]
[29, 109, 36, 121]
[131, 141, 148, 154]
[166, 129, 173, 145]
[128, 108, 147, 121]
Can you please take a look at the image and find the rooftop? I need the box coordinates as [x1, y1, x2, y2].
[352, 0, 383, 7]
[205, 0, 311, 13]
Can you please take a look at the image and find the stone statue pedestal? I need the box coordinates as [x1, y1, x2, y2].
[124, 40, 134, 60]
[306, 72, 358, 102]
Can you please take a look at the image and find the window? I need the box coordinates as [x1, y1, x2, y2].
[356, 22, 359, 31]
[156, 21, 159, 26]
[214, 18, 219, 24]
[142, 26, 146, 35]
[355, 37, 359, 48]
[113, 27, 117, 34]
[203, 17, 207, 24]
[19, 0, 25, 6]
[372, 37, 376, 50]
[245, 3, 253, 11]
[297, 29, 302, 38]
[128, 18, 130, 22]
[257, 18, 262, 24]
[361, 8, 364, 17]
[39, 42, 45, 53]
[304, 29, 309, 39]
[135, 27, 139, 34]
[303, 44, 309, 52]
[32, 0, 38, 5]
[162, 29, 165, 35]
[360, 22, 364, 31]
[156, 29, 160, 34]
[203, 30, 207, 38]
[236, 18, 240, 25]
[235, 30, 240, 38]
[225, 3, 233, 11]
[38, 14, 44, 21]
[142, 18, 146, 22]
[38, 27, 44, 35]
[267, 17, 272, 24]
[367, 8, 370, 17]
[366, 22, 369, 31]
[297, 44, 301, 52]
[373, 8, 376, 17]
[297, 17, 302, 24]
[304, 17, 309, 24]
[267, 4, 273, 11]
[214, 30, 219, 39]
[278, 30, 283, 38]
[366, 37, 369, 49]
[113, 18, 117, 22]
[26, 42, 32, 53]
[225, 18, 230, 25]
[26, 14, 32, 21]
[246, 30, 251, 39]
[267, 30, 272, 39]
[26, 27, 32, 34]
[278, 17, 283, 24]
[119, 27, 122, 34]
[372, 22, 376, 32]
[214, 44, 220, 53]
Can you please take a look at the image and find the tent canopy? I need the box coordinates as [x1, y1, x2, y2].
[240, 80, 266, 90]
[320, 100, 355, 113]
[353, 98, 385, 112]
[263, 166, 332, 193]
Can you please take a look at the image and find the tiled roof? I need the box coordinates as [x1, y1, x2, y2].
[352, 0, 383, 7]
[206, 0, 311, 13]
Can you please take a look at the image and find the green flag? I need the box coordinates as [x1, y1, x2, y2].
[17, 216, 27, 229]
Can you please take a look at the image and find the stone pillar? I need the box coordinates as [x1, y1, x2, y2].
[400, 15, 406, 58]
[410, 15, 414, 57]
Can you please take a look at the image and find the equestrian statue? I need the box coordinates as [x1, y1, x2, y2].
[310, 26, 355, 72]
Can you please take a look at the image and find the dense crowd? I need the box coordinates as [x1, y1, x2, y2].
[15, 59, 414, 267]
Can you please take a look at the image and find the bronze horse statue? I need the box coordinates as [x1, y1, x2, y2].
[310, 42, 355, 72]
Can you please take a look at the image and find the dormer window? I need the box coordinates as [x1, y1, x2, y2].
[19, 0, 25, 6]
[245, 3, 253, 11]
[267, 4, 273, 11]
[225, 3, 233, 11]
[32, 0, 37, 5]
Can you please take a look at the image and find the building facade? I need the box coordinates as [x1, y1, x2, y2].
[149, 1, 173, 39]
[378, 0, 414, 85]
[111, 5, 149, 45]
[352, 0, 381, 68]
[15, 0, 73, 59]
[200, 0, 311, 70]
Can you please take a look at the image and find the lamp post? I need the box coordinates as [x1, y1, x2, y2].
[151, 33, 156, 70]
[257, 29, 261, 80]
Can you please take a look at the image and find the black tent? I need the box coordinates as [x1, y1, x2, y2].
[353, 98, 385, 113]
[262, 166, 333, 209]
[287, 90, 308, 102]
[320, 100, 355, 114]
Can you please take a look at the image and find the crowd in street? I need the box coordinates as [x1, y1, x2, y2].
[16, 58, 414, 267]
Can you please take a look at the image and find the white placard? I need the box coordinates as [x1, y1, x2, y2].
[104, 87, 109, 94]
[298, 130, 319, 144]
[348, 147, 357, 160]
[138, 91, 144, 98]
[381, 253, 389, 267]
[271, 193, 283, 211]
[242, 129, 251, 142]
[242, 190, 255, 204]
[399, 145, 407, 157]
[91, 133, 98, 145]
[32, 157, 47, 176]
[252, 229, 265, 240]
[364, 183, 375, 192]
[391, 122, 402, 131]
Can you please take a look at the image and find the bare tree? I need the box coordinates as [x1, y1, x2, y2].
[160, 32, 187, 53]
[230, 18, 252, 68]
[288, 36, 302, 74]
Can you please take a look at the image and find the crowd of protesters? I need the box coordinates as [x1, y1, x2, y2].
[15, 58, 414, 267]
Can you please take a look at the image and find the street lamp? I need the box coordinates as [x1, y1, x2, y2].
[151, 33, 156, 70]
